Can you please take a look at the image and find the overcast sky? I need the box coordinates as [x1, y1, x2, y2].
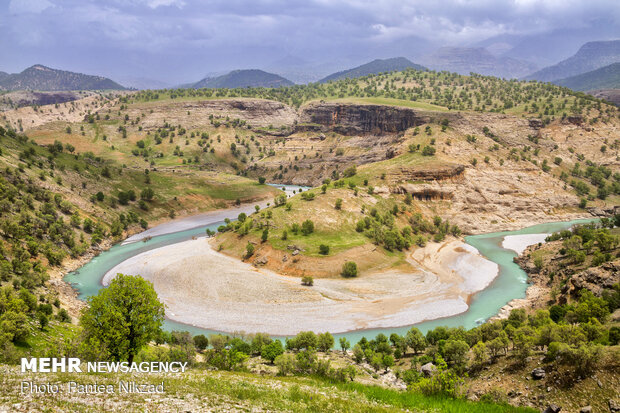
[1, 0, 618, 84]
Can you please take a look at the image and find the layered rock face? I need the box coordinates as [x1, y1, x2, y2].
[299, 103, 441, 135]
[135, 98, 298, 130]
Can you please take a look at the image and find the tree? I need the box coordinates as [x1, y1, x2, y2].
[341, 261, 358, 278]
[471, 341, 488, 369]
[258, 176, 266, 184]
[301, 220, 314, 235]
[301, 276, 313, 286]
[319, 244, 330, 255]
[317, 332, 334, 352]
[422, 146, 436, 156]
[339, 337, 350, 353]
[442, 339, 469, 370]
[261, 340, 284, 363]
[261, 228, 269, 242]
[245, 242, 255, 258]
[193, 334, 209, 351]
[80, 274, 165, 363]
[405, 327, 427, 355]
[140, 188, 154, 201]
[335, 198, 343, 210]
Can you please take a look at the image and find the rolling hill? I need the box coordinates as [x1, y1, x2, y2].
[420, 47, 537, 79]
[192, 69, 294, 88]
[318, 57, 426, 83]
[554, 62, 620, 91]
[0, 64, 125, 91]
[525, 40, 620, 82]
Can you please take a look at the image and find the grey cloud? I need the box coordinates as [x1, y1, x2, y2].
[0, 0, 618, 84]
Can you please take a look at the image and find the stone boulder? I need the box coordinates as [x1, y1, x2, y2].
[543, 404, 561, 413]
[531, 367, 546, 380]
[420, 362, 437, 377]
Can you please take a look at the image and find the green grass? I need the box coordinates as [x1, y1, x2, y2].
[0, 367, 537, 412]
[316, 97, 450, 112]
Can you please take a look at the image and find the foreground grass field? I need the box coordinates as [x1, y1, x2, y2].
[0, 366, 536, 413]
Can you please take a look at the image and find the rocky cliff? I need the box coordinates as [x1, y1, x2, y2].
[298, 103, 453, 135]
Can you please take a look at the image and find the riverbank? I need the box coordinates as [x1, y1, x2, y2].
[54, 187, 293, 321]
[102, 237, 499, 335]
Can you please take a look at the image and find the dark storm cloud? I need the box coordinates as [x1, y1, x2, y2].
[1, 0, 618, 84]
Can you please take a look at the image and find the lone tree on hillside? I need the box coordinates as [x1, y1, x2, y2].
[80, 274, 165, 363]
[341, 261, 358, 278]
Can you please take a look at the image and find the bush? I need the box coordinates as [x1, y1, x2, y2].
[274, 353, 296, 375]
[193, 334, 209, 351]
[343, 166, 357, 177]
[317, 332, 334, 352]
[245, 242, 255, 258]
[301, 276, 314, 286]
[261, 340, 284, 363]
[301, 220, 314, 235]
[319, 244, 330, 255]
[341, 261, 358, 278]
[422, 146, 436, 156]
[335, 198, 343, 210]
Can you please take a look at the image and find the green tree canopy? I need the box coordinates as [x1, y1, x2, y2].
[80, 274, 165, 363]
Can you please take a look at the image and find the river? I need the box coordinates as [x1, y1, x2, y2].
[64, 187, 597, 342]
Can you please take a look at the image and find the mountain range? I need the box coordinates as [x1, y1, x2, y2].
[524, 40, 620, 82]
[318, 57, 426, 83]
[3, 38, 620, 93]
[0, 64, 125, 91]
[419, 47, 537, 79]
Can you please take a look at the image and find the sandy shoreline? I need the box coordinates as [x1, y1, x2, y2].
[492, 233, 555, 320]
[501, 233, 549, 255]
[103, 238, 499, 335]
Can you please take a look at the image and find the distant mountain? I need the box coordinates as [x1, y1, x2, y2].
[0, 65, 125, 91]
[192, 69, 294, 88]
[318, 57, 426, 83]
[554, 63, 620, 91]
[420, 47, 537, 79]
[588, 89, 620, 106]
[0, 71, 8, 81]
[114, 76, 170, 90]
[524, 40, 620, 82]
[475, 21, 620, 68]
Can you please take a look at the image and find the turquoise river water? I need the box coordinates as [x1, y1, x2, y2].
[64, 192, 597, 343]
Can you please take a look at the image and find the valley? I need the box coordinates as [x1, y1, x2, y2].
[0, 67, 618, 412]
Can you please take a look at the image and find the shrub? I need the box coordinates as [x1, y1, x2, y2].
[335, 198, 343, 210]
[274, 353, 296, 376]
[319, 244, 330, 255]
[193, 334, 209, 351]
[261, 340, 284, 363]
[245, 242, 255, 258]
[422, 146, 436, 156]
[301, 276, 314, 286]
[301, 220, 314, 235]
[341, 261, 358, 278]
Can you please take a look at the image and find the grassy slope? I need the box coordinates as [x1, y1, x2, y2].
[0, 365, 535, 413]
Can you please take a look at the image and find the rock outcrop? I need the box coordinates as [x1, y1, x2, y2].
[299, 102, 457, 135]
